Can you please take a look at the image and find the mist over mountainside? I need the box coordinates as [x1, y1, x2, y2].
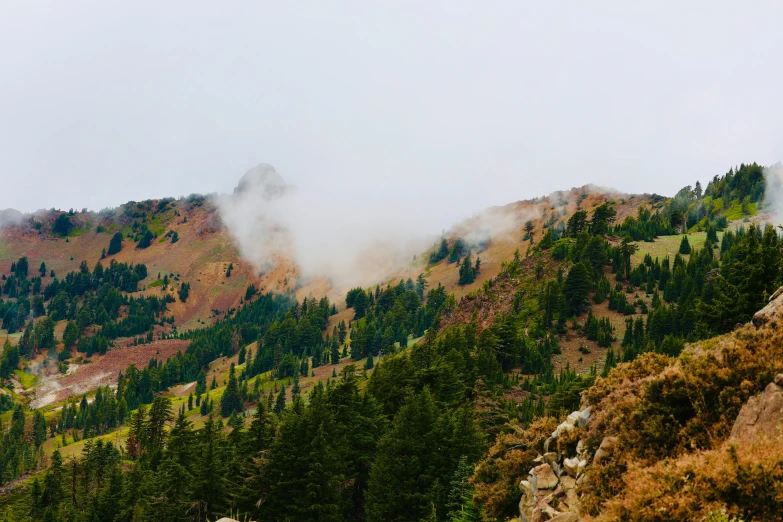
[3, 3, 783, 519]
[2, 162, 783, 522]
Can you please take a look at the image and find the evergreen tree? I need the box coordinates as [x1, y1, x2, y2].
[366, 389, 482, 521]
[220, 364, 243, 417]
[331, 339, 340, 365]
[291, 372, 301, 401]
[679, 235, 692, 254]
[137, 230, 154, 249]
[446, 455, 482, 522]
[147, 396, 173, 455]
[178, 282, 190, 302]
[53, 214, 73, 236]
[430, 238, 450, 264]
[196, 370, 207, 395]
[458, 253, 477, 285]
[107, 232, 123, 255]
[563, 262, 591, 315]
[247, 400, 274, 453]
[274, 384, 286, 414]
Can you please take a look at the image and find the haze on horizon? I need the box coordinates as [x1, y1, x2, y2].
[1, 2, 782, 235]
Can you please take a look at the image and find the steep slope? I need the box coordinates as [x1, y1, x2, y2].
[391, 187, 651, 301]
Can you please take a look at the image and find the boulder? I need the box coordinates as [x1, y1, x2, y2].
[752, 286, 783, 328]
[563, 457, 579, 478]
[577, 407, 592, 427]
[532, 463, 559, 489]
[730, 378, 783, 442]
[560, 476, 580, 512]
[566, 411, 580, 426]
[548, 512, 580, 522]
[554, 421, 575, 438]
[593, 436, 617, 463]
[577, 459, 587, 477]
[543, 504, 562, 519]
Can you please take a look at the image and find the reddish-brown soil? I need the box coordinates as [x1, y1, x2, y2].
[32, 339, 189, 408]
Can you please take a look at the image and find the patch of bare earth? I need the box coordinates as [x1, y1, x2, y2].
[32, 340, 189, 407]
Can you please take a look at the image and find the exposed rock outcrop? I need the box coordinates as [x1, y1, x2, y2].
[234, 163, 289, 200]
[730, 374, 783, 442]
[751, 285, 783, 328]
[518, 406, 592, 522]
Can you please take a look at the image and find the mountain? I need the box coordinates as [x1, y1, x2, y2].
[0, 162, 779, 522]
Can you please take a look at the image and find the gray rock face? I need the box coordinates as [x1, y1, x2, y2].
[576, 407, 591, 428]
[519, 407, 592, 522]
[730, 376, 783, 442]
[752, 286, 783, 328]
[233, 163, 289, 200]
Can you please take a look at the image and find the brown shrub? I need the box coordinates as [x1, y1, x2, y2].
[596, 436, 783, 521]
[580, 324, 783, 516]
[471, 417, 558, 519]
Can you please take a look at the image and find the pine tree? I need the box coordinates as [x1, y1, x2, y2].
[178, 282, 190, 302]
[458, 253, 477, 285]
[191, 415, 228, 517]
[365, 389, 481, 521]
[42, 449, 64, 509]
[220, 364, 242, 417]
[107, 232, 123, 256]
[136, 230, 154, 249]
[291, 373, 301, 401]
[303, 424, 343, 521]
[147, 396, 173, 455]
[446, 455, 482, 522]
[430, 238, 450, 264]
[337, 321, 347, 344]
[563, 262, 591, 315]
[679, 235, 692, 254]
[331, 339, 340, 365]
[274, 384, 286, 414]
[196, 370, 207, 395]
[247, 400, 273, 453]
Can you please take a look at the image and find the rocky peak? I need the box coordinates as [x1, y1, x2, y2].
[233, 163, 289, 200]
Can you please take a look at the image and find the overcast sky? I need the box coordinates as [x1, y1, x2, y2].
[1, 2, 781, 231]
